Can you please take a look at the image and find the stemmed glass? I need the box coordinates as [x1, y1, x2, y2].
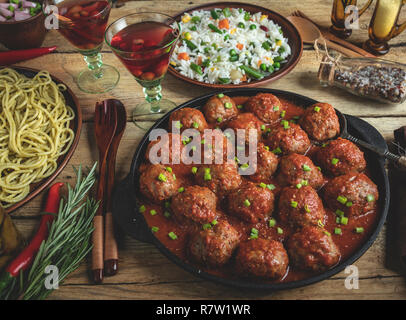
[44, 0, 120, 93]
[105, 12, 180, 129]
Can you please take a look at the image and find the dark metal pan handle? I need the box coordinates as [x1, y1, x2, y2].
[112, 174, 153, 244]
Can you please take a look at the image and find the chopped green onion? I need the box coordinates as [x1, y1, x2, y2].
[269, 218, 276, 227]
[273, 105, 279, 111]
[301, 179, 309, 186]
[324, 230, 331, 236]
[280, 110, 286, 118]
[224, 102, 233, 109]
[244, 199, 251, 207]
[151, 226, 159, 233]
[337, 195, 348, 204]
[178, 187, 185, 193]
[346, 201, 353, 207]
[204, 173, 212, 181]
[267, 184, 276, 190]
[168, 231, 178, 240]
[158, 173, 167, 182]
[216, 117, 222, 123]
[335, 209, 345, 217]
[217, 93, 224, 98]
[336, 217, 341, 224]
[355, 227, 364, 233]
[150, 209, 157, 216]
[251, 227, 258, 234]
[237, 104, 243, 109]
[166, 167, 172, 173]
[139, 205, 146, 213]
[191, 167, 198, 174]
[277, 227, 283, 234]
[302, 164, 311, 172]
[264, 146, 270, 151]
[331, 158, 339, 165]
[259, 182, 267, 188]
[164, 211, 171, 218]
[192, 121, 199, 129]
[291, 200, 298, 208]
[296, 183, 302, 189]
[318, 220, 325, 228]
[211, 220, 218, 225]
[314, 106, 321, 112]
[261, 124, 266, 131]
[272, 147, 282, 154]
[341, 217, 349, 225]
[367, 194, 375, 202]
[304, 204, 311, 213]
[203, 223, 212, 230]
[334, 227, 342, 235]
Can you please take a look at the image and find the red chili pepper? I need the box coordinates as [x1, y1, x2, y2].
[0, 182, 63, 291]
[0, 46, 57, 66]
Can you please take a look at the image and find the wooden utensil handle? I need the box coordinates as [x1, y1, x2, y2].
[92, 215, 104, 283]
[104, 211, 119, 276]
[322, 30, 376, 58]
[323, 38, 364, 58]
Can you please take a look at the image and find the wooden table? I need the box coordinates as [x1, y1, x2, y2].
[7, 0, 406, 300]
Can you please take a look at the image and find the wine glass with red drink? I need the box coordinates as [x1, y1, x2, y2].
[44, 0, 119, 93]
[105, 12, 180, 129]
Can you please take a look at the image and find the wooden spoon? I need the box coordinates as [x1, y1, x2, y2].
[104, 100, 127, 276]
[93, 102, 117, 284]
[287, 16, 364, 58]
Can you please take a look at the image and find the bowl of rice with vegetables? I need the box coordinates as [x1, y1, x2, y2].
[169, 2, 303, 88]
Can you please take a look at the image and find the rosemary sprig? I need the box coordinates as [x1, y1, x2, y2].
[2, 163, 99, 300]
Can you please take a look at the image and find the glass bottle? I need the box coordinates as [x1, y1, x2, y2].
[330, 0, 373, 38]
[363, 0, 406, 55]
[318, 55, 406, 104]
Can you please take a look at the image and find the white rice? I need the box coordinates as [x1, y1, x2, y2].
[171, 8, 291, 85]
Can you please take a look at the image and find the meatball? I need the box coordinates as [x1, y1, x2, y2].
[278, 186, 325, 228]
[266, 122, 311, 155]
[224, 112, 264, 144]
[170, 185, 217, 224]
[195, 163, 242, 197]
[139, 164, 180, 203]
[316, 138, 366, 176]
[145, 133, 184, 165]
[201, 129, 234, 164]
[287, 226, 341, 272]
[322, 172, 378, 217]
[277, 153, 324, 189]
[245, 93, 283, 124]
[203, 94, 238, 124]
[235, 239, 289, 279]
[226, 182, 275, 223]
[169, 107, 208, 133]
[299, 102, 340, 141]
[188, 220, 240, 266]
[248, 142, 279, 182]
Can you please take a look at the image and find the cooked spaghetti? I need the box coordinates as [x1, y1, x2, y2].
[0, 68, 75, 207]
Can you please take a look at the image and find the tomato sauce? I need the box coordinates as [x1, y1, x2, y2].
[137, 97, 379, 284]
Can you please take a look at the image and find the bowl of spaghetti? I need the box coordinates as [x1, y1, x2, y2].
[0, 67, 81, 213]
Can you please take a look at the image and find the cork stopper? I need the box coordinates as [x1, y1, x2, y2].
[318, 55, 336, 87]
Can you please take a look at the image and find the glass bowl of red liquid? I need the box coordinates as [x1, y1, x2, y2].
[44, 0, 119, 93]
[105, 12, 180, 129]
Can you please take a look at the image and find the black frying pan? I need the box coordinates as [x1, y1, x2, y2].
[112, 88, 390, 290]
